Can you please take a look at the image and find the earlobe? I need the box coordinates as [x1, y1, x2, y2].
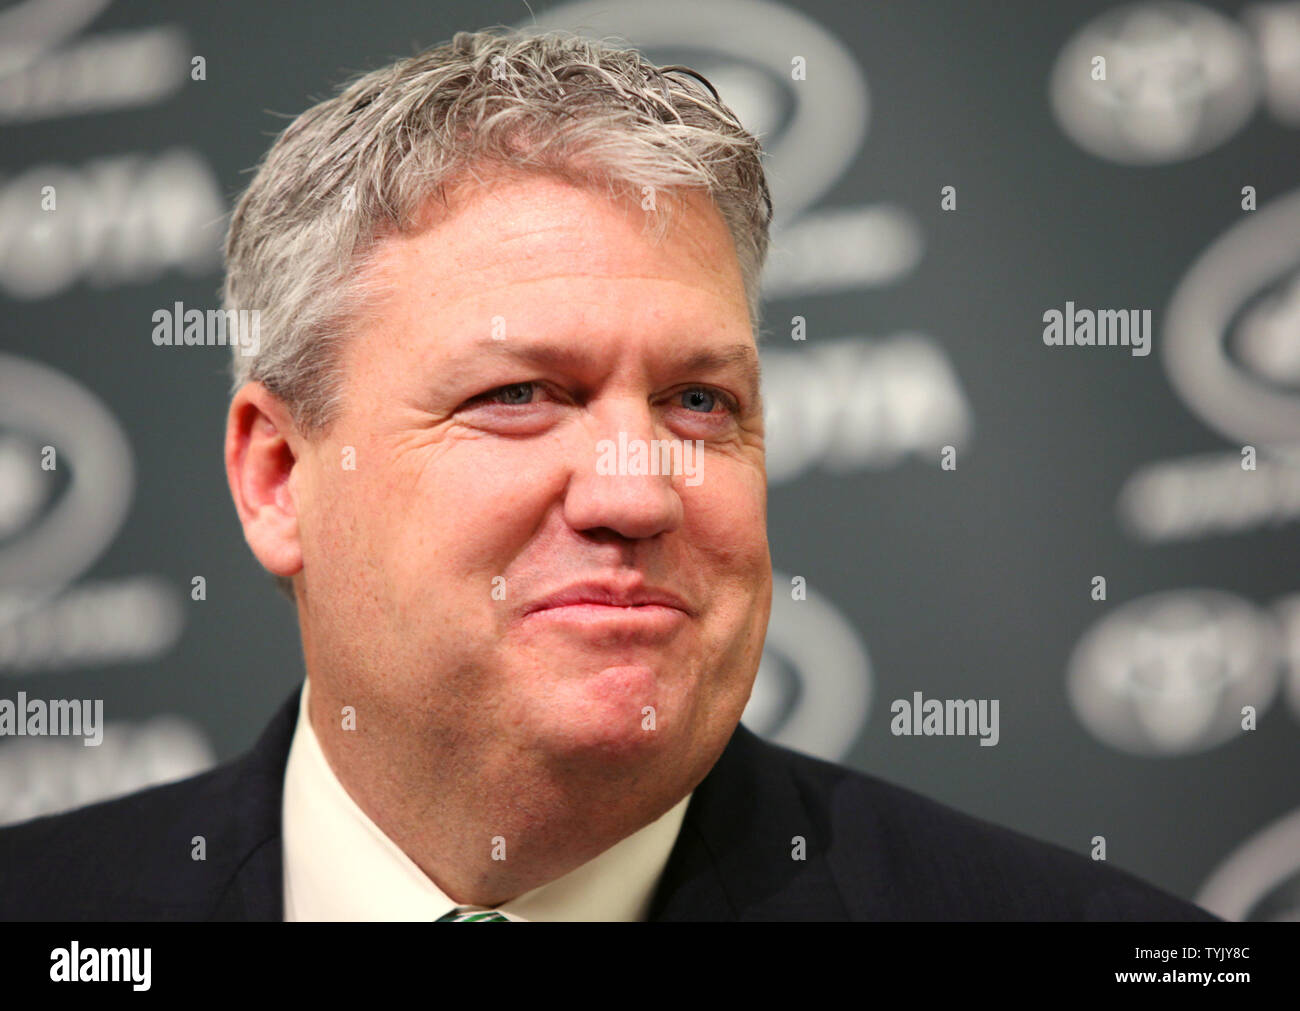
[225, 383, 304, 579]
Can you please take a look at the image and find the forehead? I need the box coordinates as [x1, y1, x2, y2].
[364, 171, 750, 336]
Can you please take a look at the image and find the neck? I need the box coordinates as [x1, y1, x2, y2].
[306, 680, 696, 906]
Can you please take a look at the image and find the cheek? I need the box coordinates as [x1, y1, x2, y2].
[296, 463, 387, 617]
[373, 441, 563, 586]
[685, 466, 769, 564]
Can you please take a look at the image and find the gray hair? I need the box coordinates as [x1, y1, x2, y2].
[223, 27, 772, 601]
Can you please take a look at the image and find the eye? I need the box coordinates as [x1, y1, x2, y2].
[677, 386, 737, 415]
[458, 381, 560, 435]
[491, 382, 536, 405]
[471, 382, 543, 406]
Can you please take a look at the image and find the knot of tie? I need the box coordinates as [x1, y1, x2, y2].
[435, 906, 511, 922]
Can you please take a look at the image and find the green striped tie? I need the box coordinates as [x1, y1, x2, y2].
[436, 907, 511, 922]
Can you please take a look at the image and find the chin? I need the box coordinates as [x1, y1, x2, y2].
[533, 680, 684, 768]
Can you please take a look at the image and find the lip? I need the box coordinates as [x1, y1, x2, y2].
[523, 581, 694, 618]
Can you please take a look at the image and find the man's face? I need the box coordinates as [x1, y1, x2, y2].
[291, 171, 771, 781]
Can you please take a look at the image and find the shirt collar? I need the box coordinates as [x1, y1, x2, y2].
[282, 677, 691, 921]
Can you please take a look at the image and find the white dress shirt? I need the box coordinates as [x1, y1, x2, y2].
[282, 678, 692, 921]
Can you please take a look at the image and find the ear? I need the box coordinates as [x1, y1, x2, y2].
[225, 382, 304, 580]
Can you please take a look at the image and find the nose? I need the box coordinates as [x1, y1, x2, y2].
[563, 399, 685, 541]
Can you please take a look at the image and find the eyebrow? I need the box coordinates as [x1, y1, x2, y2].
[452, 338, 763, 405]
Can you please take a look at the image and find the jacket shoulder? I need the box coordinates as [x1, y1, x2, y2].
[0, 686, 300, 921]
[761, 736, 1218, 921]
[0, 758, 250, 920]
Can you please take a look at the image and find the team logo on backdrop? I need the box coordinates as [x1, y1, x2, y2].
[1197, 806, 1300, 920]
[1163, 187, 1300, 456]
[1049, 1, 1260, 165]
[1067, 589, 1283, 756]
[1114, 188, 1300, 544]
[0, 354, 183, 668]
[0, 353, 134, 612]
[1051, 1, 1300, 165]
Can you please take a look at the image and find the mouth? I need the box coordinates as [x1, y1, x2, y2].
[522, 601, 689, 635]
[521, 581, 693, 636]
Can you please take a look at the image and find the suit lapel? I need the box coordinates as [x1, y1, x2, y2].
[208, 686, 301, 921]
[648, 723, 851, 921]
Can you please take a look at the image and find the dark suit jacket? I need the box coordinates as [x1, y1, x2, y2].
[0, 685, 1217, 920]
